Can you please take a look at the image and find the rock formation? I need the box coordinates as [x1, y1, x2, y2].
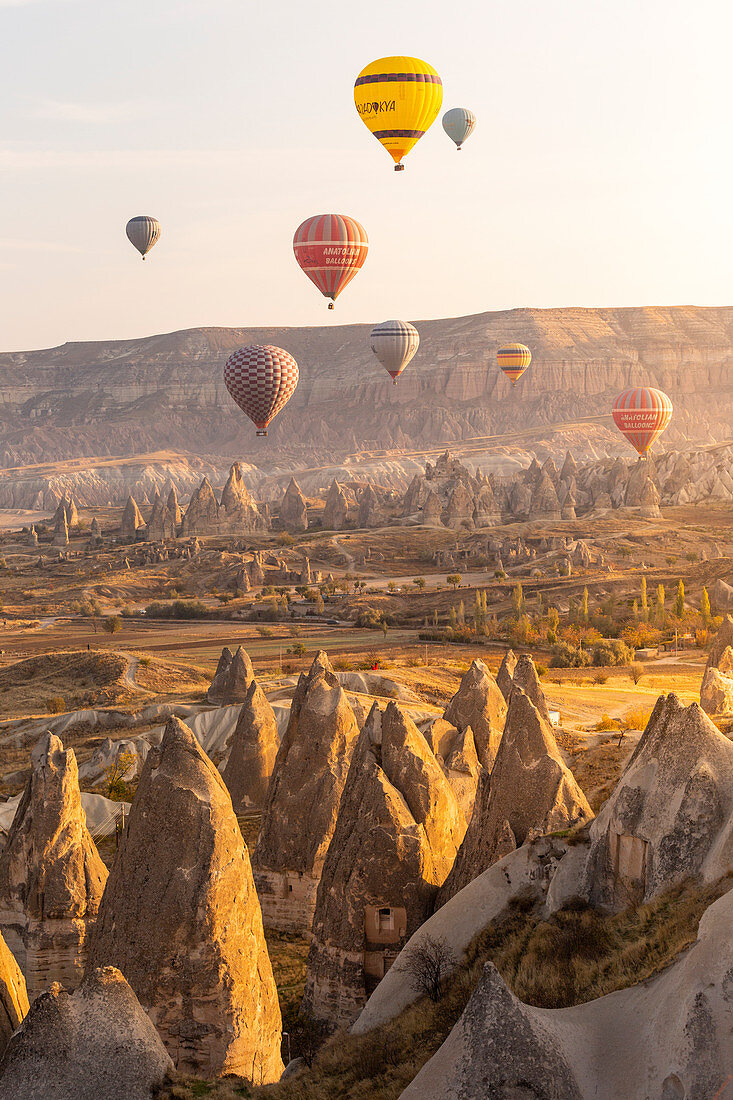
[146, 489, 177, 542]
[438, 688, 592, 906]
[182, 476, 219, 535]
[252, 652, 360, 932]
[0, 967, 173, 1100]
[206, 645, 254, 704]
[166, 484, 182, 527]
[0, 734, 108, 999]
[580, 694, 733, 910]
[51, 505, 68, 548]
[529, 469, 562, 519]
[221, 679, 280, 812]
[280, 477, 308, 530]
[496, 649, 517, 701]
[700, 666, 733, 716]
[443, 483, 474, 530]
[26, 525, 38, 549]
[425, 720, 482, 820]
[87, 516, 103, 548]
[421, 489, 443, 526]
[302, 702, 465, 1029]
[86, 717, 283, 1081]
[0, 931, 28, 1057]
[120, 494, 144, 540]
[511, 653, 551, 724]
[708, 615, 733, 668]
[442, 659, 506, 770]
[219, 463, 268, 532]
[323, 480, 349, 529]
[401, 887, 733, 1100]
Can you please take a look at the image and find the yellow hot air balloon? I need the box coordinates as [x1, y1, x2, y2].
[354, 56, 443, 171]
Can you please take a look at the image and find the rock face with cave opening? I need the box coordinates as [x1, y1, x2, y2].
[85, 717, 283, 1082]
[302, 702, 466, 1029]
[0, 734, 107, 1001]
[252, 652, 360, 933]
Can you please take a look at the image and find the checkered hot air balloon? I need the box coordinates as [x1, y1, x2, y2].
[293, 214, 368, 309]
[125, 216, 160, 260]
[497, 343, 532, 385]
[370, 319, 420, 383]
[224, 345, 299, 437]
[612, 387, 673, 458]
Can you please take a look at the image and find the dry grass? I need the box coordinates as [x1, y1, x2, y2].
[159, 878, 731, 1100]
[0, 649, 130, 717]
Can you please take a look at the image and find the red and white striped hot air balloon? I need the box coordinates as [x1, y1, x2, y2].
[293, 214, 368, 309]
[224, 345, 299, 437]
[612, 386, 673, 458]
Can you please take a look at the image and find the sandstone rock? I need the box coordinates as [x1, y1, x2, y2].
[581, 693, 733, 910]
[496, 649, 517, 701]
[219, 463, 268, 532]
[402, 473, 425, 516]
[700, 666, 733, 716]
[87, 517, 103, 548]
[442, 727, 482, 821]
[120, 495, 144, 540]
[0, 931, 28, 1057]
[0, 966, 173, 1100]
[443, 659, 506, 770]
[561, 488, 577, 520]
[206, 645, 254, 704]
[86, 717, 283, 1081]
[560, 451, 578, 481]
[508, 478, 531, 519]
[182, 476, 219, 535]
[252, 652, 360, 932]
[438, 688, 591, 906]
[357, 484, 381, 528]
[511, 653, 551, 724]
[323, 480, 349, 529]
[709, 577, 733, 610]
[221, 679, 280, 812]
[529, 469, 561, 519]
[51, 505, 68, 547]
[401, 887, 733, 1100]
[26, 526, 38, 549]
[421, 489, 443, 526]
[0, 734, 108, 1000]
[708, 615, 733, 667]
[166, 485, 182, 527]
[472, 483, 500, 527]
[443, 483, 474, 530]
[146, 489, 177, 543]
[302, 702, 465, 1028]
[280, 477, 308, 531]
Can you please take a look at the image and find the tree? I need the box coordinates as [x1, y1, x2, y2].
[288, 1012, 329, 1068]
[449, 606, 458, 629]
[581, 587, 589, 623]
[103, 616, 122, 635]
[446, 574, 461, 590]
[701, 586, 711, 625]
[640, 576, 648, 623]
[511, 582, 525, 617]
[632, 598, 639, 620]
[457, 600, 465, 626]
[674, 579, 685, 619]
[387, 581, 396, 594]
[105, 751, 137, 801]
[381, 620, 388, 639]
[413, 577, 426, 591]
[398, 934, 455, 1003]
[315, 593, 325, 614]
[629, 661, 644, 685]
[656, 584, 665, 627]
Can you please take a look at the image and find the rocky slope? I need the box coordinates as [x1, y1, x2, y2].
[0, 306, 730, 474]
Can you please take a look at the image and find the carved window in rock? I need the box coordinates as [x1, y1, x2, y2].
[378, 907, 393, 933]
[610, 831, 649, 904]
[364, 905, 407, 945]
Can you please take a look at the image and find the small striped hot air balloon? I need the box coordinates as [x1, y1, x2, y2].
[126, 216, 160, 260]
[224, 345, 299, 437]
[497, 343, 532, 385]
[612, 387, 673, 458]
[370, 320, 420, 383]
[442, 107, 476, 151]
[293, 214, 368, 309]
[354, 56, 443, 171]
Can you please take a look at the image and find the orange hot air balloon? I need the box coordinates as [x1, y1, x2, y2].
[224, 345, 299, 437]
[497, 343, 532, 385]
[612, 386, 673, 458]
[293, 214, 368, 308]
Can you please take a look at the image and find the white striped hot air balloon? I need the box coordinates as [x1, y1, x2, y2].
[224, 345, 299, 437]
[370, 320, 420, 384]
[612, 387, 673, 458]
[126, 216, 161, 260]
[442, 107, 477, 150]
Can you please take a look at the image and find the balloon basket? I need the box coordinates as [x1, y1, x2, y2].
[256, 429, 268, 437]
[328, 302, 334, 310]
[394, 163, 405, 172]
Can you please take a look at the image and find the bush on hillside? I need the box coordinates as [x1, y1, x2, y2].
[591, 639, 633, 667]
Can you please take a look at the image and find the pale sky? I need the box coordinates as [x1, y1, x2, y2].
[0, 0, 727, 351]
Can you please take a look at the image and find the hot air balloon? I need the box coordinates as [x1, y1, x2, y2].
[224, 345, 299, 437]
[497, 343, 532, 385]
[612, 387, 673, 458]
[293, 214, 368, 309]
[442, 107, 476, 151]
[354, 56, 443, 171]
[126, 216, 160, 260]
[370, 320, 420, 384]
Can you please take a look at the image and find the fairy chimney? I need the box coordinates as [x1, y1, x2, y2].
[443, 659, 507, 771]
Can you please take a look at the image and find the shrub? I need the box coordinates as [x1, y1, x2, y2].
[595, 714, 619, 731]
[356, 606, 384, 629]
[257, 626, 274, 637]
[629, 661, 644, 685]
[103, 615, 122, 635]
[288, 641, 307, 657]
[535, 664, 548, 677]
[46, 696, 65, 714]
[144, 600, 208, 620]
[551, 643, 591, 668]
[623, 706, 653, 730]
[591, 639, 632, 667]
[593, 671, 609, 685]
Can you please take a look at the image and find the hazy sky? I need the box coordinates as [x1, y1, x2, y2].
[0, 0, 727, 351]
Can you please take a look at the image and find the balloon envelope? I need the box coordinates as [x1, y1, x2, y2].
[354, 55, 443, 171]
[442, 107, 476, 150]
[293, 214, 368, 307]
[497, 343, 532, 384]
[370, 320, 420, 383]
[224, 345, 299, 436]
[612, 387, 673, 457]
[126, 216, 160, 259]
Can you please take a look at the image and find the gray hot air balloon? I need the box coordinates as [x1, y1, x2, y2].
[442, 107, 477, 151]
[369, 320, 420, 384]
[125, 216, 161, 260]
